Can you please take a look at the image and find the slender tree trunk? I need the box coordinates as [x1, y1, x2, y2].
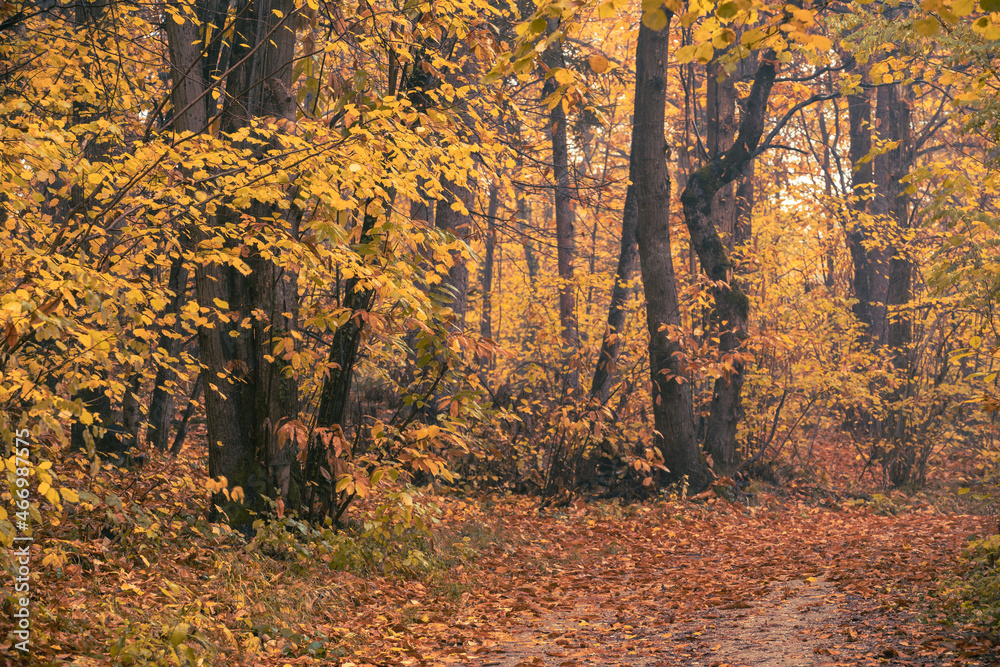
[434, 178, 473, 326]
[481, 185, 500, 339]
[633, 9, 706, 487]
[147, 255, 189, 451]
[590, 183, 637, 401]
[316, 209, 379, 430]
[518, 197, 540, 285]
[542, 34, 578, 346]
[170, 373, 204, 456]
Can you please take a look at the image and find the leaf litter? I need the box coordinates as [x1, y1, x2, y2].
[8, 448, 999, 666]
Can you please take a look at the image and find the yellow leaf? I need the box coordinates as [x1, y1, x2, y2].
[953, 0, 975, 15]
[170, 622, 190, 646]
[914, 17, 939, 35]
[60, 488, 79, 503]
[694, 41, 715, 63]
[676, 44, 697, 63]
[811, 34, 833, 51]
[642, 8, 669, 30]
[554, 68, 574, 85]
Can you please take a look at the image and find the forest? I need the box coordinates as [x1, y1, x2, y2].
[3, 0, 1000, 662]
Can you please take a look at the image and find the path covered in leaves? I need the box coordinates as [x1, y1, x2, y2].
[333, 494, 995, 667]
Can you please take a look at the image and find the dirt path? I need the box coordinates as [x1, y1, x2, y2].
[474, 577, 854, 666]
[408, 500, 998, 667]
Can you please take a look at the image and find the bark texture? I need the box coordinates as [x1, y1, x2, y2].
[680, 57, 778, 474]
[167, 0, 301, 528]
[481, 185, 500, 339]
[633, 10, 706, 487]
[542, 31, 578, 346]
[590, 183, 637, 401]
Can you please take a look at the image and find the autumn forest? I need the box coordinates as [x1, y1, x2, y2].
[3, 0, 1000, 662]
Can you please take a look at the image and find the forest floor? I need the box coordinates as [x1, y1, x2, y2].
[7, 437, 1000, 666]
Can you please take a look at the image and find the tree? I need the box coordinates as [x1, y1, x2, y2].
[632, 7, 707, 487]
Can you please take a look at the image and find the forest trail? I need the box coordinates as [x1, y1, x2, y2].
[367, 494, 997, 667]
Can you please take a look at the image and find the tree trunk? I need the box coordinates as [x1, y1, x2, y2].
[518, 196, 540, 286]
[874, 81, 915, 485]
[434, 178, 473, 326]
[846, 82, 876, 334]
[147, 255, 189, 452]
[590, 183, 637, 401]
[633, 9, 706, 488]
[168, 0, 301, 528]
[481, 185, 500, 339]
[680, 57, 779, 475]
[706, 60, 738, 251]
[844, 40, 916, 485]
[315, 210, 379, 430]
[542, 34, 578, 346]
[695, 53, 758, 472]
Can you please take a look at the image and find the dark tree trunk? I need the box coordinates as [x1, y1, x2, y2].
[844, 40, 916, 485]
[680, 58, 779, 475]
[542, 35, 578, 347]
[685, 56, 756, 474]
[434, 178, 473, 326]
[633, 9, 706, 488]
[147, 255, 190, 452]
[481, 185, 500, 339]
[315, 209, 379, 430]
[517, 196, 540, 286]
[590, 183, 637, 401]
[706, 60, 738, 251]
[170, 373, 204, 456]
[167, 0, 301, 528]
[874, 82, 915, 486]
[847, 86, 876, 333]
[697, 53, 757, 471]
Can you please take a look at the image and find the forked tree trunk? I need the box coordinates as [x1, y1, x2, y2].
[697, 52, 757, 472]
[680, 57, 779, 479]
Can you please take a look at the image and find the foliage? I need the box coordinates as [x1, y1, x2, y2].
[7, 0, 1000, 660]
